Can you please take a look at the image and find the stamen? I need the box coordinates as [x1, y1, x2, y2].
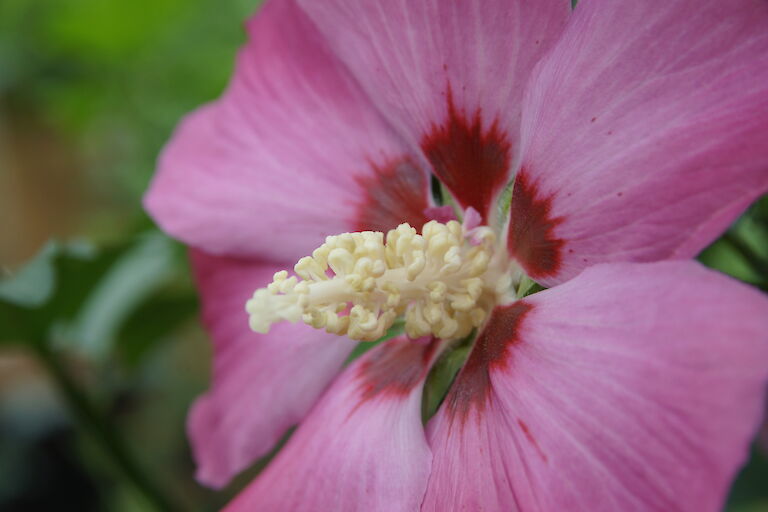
[246, 221, 511, 341]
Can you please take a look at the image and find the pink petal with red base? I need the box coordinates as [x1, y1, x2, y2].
[188, 250, 355, 488]
[423, 262, 768, 511]
[298, 0, 570, 223]
[513, 0, 768, 285]
[144, 0, 431, 262]
[224, 337, 438, 512]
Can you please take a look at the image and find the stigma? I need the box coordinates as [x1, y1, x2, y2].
[246, 220, 512, 341]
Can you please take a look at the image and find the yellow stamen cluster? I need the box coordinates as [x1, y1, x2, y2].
[246, 221, 508, 341]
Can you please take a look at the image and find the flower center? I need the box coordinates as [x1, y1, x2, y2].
[246, 220, 513, 341]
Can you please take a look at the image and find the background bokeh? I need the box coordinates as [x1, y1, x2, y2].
[0, 0, 766, 510]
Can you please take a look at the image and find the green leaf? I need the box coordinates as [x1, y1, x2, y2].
[61, 232, 177, 360]
[0, 243, 57, 307]
[0, 241, 94, 308]
[0, 241, 96, 344]
[727, 447, 768, 510]
[421, 334, 474, 423]
[0, 232, 194, 364]
[699, 239, 763, 285]
[497, 179, 515, 222]
[116, 293, 198, 368]
[700, 199, 768, 289]
[516, 275, 546, 298]
[0, 302, 30, 344]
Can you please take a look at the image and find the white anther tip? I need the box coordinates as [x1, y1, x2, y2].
[248, 317, 272, 334]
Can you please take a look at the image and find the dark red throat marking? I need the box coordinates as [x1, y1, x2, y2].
[355, 157, 430, 233]
[445, 302, 533, 425]
[420, 86, 511, 223]
[507, 169, 565, 280]
[357, 337, 438, 402]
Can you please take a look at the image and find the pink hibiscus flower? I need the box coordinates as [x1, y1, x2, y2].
[145, 0, 768, 510]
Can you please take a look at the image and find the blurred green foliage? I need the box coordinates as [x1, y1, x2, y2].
[0, 235, 194, 364]
[0, 0, 766, 511]
[701, 201, 768, 293]
[1, 0, 254, 201]
[1, 0, 256, 510]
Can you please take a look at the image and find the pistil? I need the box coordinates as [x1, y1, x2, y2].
[246, 221, 513, 341]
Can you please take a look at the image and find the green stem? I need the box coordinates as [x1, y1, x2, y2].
[34, 342, 181, 512]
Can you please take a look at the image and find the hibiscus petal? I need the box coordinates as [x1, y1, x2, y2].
[512, 0, 768, 284]
[423, 262, 768, 511]
[224, 337, 439, 512]
[145, 0, 431, 262]
[188, 250, 355, 488]
[298, 0, 570, 224]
